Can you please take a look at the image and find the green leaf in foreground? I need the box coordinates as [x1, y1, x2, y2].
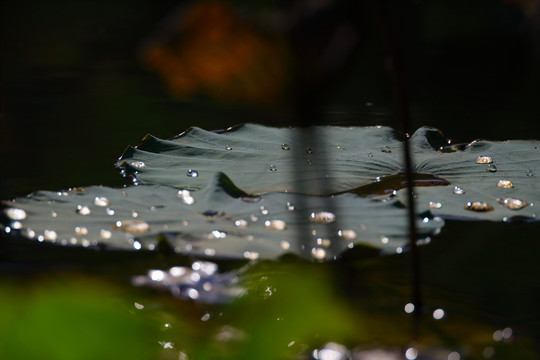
[0, 278, 157, 360]
[1, 173, 442, 259]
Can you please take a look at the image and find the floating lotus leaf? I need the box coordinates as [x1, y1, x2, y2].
[117, 124, 405, 195]
[1, 173, 442, 260]
[117, 124, 539, 222]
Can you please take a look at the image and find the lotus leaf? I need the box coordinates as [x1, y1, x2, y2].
[1, 173, 442, 260]
[117, 124, 404, 195]
[404, 129, 539, 221]
[118, 124, 539, 221]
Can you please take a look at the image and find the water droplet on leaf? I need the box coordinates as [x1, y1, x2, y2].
[286, 202, 295, 211]
[465, 201, 494, 212]
[243, 251, 259, 260]
[309, 211, 336, 224]
[453, 186, 465, 195]
[498, 197, 529, 210]
[475, 156, 493, 164]
[114, 220, 150, 233]
[269, 164, 277, 172]
[203, 248, 216, 257]
[75, 205, 91, 215]
[316, 238, 331, 247]
[234, 219, 248, 228]
[264, 220, 287, 231]
[526, 169, 534, 177]
[75, 226, 88, 236]
[305, 147, 313, 154]
[281, 144, 290, 150]
[311, 247, 326, 260]
[177, 190, 195, 205]
[486, 164, 497, 172]
[186, 169, 199, 177]
[210, 230, 227, 239]
[225, 145, 232, 151]
[429, 201, 442, 208]
[93, 197, 110, 207]
[337, 229, 357, 240]
[44, 230, 57, 241]
[381, 145, 391, 153]
[5, 208, 26, 220]
[497, 180, 514, 188]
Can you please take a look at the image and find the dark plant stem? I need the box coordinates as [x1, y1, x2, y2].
[375, 1, 423, 320]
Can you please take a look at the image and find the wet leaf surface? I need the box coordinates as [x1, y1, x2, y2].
[1, 173, 442, 259]
[117, 124, 539, 222]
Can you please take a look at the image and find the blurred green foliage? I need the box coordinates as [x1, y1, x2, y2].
[0, 277, 158, 360]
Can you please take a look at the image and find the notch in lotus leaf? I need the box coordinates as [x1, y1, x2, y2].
[1, 173, 442, 260]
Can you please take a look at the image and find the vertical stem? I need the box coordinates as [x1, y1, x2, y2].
[376, 1, 423, 318]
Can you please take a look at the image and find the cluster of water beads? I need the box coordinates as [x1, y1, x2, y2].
[243, 250, 259, 260]
[131, 261, 245, 304]
[311, 342, 464, 360]
[208, 230, 227, 239]
[177, 190, 195, 205]
[131, 161, 146, 168]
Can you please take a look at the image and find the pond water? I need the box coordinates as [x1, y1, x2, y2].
[2, 1, 540, 359]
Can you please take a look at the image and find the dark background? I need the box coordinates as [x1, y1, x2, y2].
[2, 0, 539, 200]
